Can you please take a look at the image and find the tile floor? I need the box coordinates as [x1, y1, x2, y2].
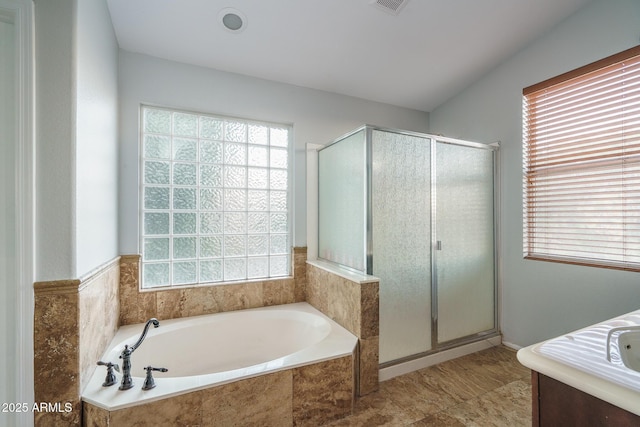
[328, 346, 532, 426]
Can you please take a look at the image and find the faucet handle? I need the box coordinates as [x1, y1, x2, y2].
[97, 361, 120, 387]
[142, 366, 168, 391]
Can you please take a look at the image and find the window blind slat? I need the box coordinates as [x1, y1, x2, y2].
[526, 82, 640, 130]
[528, 105, 640, 142]
[523, 45, 640, 271]
[526, 71, 640, 114]
[527, 134, 640, 159]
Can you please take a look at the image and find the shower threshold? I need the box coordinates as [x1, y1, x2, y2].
[379, 332, 502, 381]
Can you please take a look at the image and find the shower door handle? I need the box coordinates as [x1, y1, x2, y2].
[435, 241, 442, 251]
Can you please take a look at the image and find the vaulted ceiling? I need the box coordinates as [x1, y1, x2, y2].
[106, 0, 593, 112]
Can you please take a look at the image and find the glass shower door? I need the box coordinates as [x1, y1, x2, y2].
[434, 141, 496, 344]
[372, 130, 432, 363]
[318, 126, 499, 365]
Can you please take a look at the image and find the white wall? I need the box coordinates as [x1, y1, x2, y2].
[35, 0, 75, 281]
[35, 0, 119, 280]
[75, 0, 119, 277]
[0, 10, 17, 420]
[118, 51, 429, 255]
[429, 0, 640, 347]
[3, 1, 34, 425]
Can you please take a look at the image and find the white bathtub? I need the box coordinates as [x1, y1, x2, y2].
[82, 302, 357, 411]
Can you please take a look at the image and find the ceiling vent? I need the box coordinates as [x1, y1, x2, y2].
[370, 0, 409, 15]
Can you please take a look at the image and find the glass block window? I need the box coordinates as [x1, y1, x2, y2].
[140, 106, 292, 288]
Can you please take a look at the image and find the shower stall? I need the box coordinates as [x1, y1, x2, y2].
[318, 125, 499, 365]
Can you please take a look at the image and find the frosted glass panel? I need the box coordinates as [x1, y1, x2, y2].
[174, 237, 196, 259]
[436, 142, 495, 343]
[372, 130, 432, 363]
[173, 188, 196, 210]
[144, 135, 171, 159]
[225, 121, 247, 142]
[144, 213, 169, 235]
[173, 112, 198, 137]
[224, 235, 246, 256]
[174, 261, 197, 284]
[173, 213, 196, 234]
[248, 257, 269, 278]
[145, 161, 169, 184]
[318, 130, 366, 271]
[248, 235, 268, 255]
[173, 163, 196, 185]
[199, 117, 223, 140]
[143, 263, 170, 287]
[173, 138, 197, 161]
[144, 238, 169, 260]
[224, 143, 246, 165]
[200, 188, 222, 210]
[200, 236, 222, 258]
[200, 141, 223, 163]
[144, 187, 169, 209]
[200, 260, 222, 282]
[200, 164, 222, 187]
[144, 108, 171, 134]
[270, 255, 289, 276]
[248, 125, 268, 145]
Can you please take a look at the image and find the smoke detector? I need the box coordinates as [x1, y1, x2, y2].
[370, 0, 409, 15]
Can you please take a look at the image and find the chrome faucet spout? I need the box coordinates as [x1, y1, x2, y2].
[130, 318, 160, 353]
[119, 318, 159, 390]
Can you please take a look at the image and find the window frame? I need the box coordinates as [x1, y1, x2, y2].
[139, 105, 294, 288]
[522, 45, 640, 272]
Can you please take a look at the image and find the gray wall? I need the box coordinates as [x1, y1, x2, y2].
[429, 0, 640, 347]
[117, 51, 429, 255]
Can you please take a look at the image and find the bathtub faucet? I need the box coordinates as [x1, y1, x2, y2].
[119, 318, 159, 390]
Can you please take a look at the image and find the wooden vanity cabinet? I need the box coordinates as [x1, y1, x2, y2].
[532, 371, 640, 426]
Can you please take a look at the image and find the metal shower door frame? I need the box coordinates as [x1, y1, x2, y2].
[428, 136, 500, 353]
[317, 124, 500, 366]
[363, 126, 500, 366]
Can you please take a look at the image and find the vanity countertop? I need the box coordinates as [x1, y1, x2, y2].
[517, 309, 640, 416]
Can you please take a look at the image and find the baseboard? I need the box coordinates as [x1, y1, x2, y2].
[501, 340, 523, 351]
[379, 335, 503, 382]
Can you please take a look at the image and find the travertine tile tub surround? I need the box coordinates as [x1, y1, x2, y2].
[33, 257, 120, 427]
[306, 260, 380, 396]
[119, 247, 307, 324]
[83, 354, 355, 426]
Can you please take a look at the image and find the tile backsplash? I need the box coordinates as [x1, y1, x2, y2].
[119, 247, 307, 324]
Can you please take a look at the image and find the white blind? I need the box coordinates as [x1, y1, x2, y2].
[523, 46, 640, 271]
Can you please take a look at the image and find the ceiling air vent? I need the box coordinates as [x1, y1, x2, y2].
[370, 0, 409, 15]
